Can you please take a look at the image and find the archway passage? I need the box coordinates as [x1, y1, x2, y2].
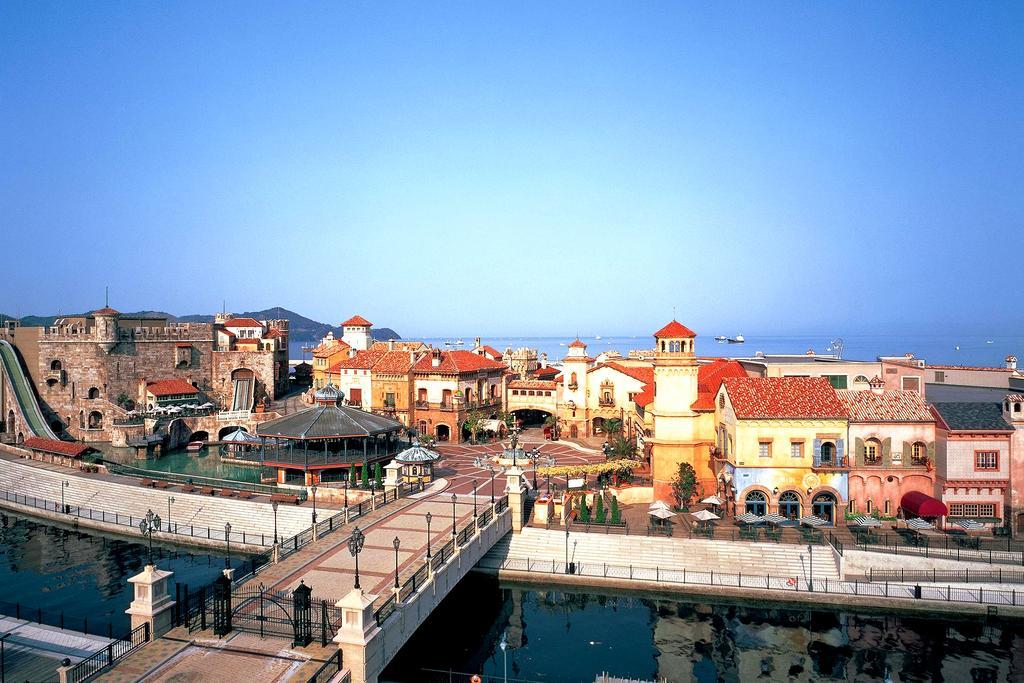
[435, 424, 450, 442]
[87, 387, 100, 400]
[812, 492, 837, 525]
[168, 419, 192, 450]
[87, 411, 103, 429]
[6, 410, 15, 434]
[744, 490, 767, 516]
[219, 425, 247, 440]
[778, 491, 801, 520]
[592, 417, 606, 434]
[510, 409, 551, 428]
[191, 430, 210, 442]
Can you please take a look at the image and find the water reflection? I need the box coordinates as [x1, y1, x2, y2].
[94, 443, 270, 483]
[383, 574, 1021, 682]
[0, 513, 230, 631]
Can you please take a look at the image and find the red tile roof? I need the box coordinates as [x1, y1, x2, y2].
[24, 437, 91, 458]
[313, 338, 350, 356]
[634, 387, 654, 408]
[692, 359, 747, 411]
[223, 317, 263, 328]
[265, 329, 285, 338]
[331, 348, 387, 371]
[653, 320, 697, 338]
[535, 366, 560, 379]
[92, 307, 119, 316]
[342, 315, 373, 327]
[509, 379, 558, 390]
[480, 345, 503, 360]
[146, 379, 200, 397]
[568, 339, 587, 348]
[371, 350, 421, 374]
[218, 328, 236, 338]
[413, 350, 506, 374]
[597, 362, 654, 385]
[722, 377, 846, 419]
[836, 389, 934, 422]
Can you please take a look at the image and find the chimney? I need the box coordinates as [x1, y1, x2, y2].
[388, 338, 395, 351]
[869, 376, 885, 394]
[1006, 355, 1018, 371]
[806, 348, 815, 356]
[474, 337, 481, 349]
[432, 348, 442, 367]
[541, 353, 548, 369]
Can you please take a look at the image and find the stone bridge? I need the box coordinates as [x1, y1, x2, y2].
[111, 411, 280, 450]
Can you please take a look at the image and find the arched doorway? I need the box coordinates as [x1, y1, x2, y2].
[50, 419, 63, 434]
[219, 425, 246, 440]
[744, 490, 768, 515]
[592, 417, 606, 434]
[87, 411, 103, 429]
[168, 419, 192, 450]
[436, 424, 450, 442]
[6, 410, 14, 434]
[778, 491, 801, 520]
[569, 425, 578, 438]
[191, 430, 210, 442]
[87, 387, 100, 400]
[416, 420, 428, 437]
[230, 368, 255, 411]
[812, 492, 837, 525]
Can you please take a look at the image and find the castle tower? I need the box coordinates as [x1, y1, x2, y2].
[92, 306, 120, 354]
[561, 339, 592, 437]
[341, 315, 373, 351]
[648, 320, 705, 502]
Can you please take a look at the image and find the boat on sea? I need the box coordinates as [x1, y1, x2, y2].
[727, 334, 745, 344]
[595, 335, 602, 340]
[714, 335, 727, 342]
[186, 441, 205, 453]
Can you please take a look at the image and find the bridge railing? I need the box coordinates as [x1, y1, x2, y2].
[105, 462, 289, 498]
[65, 622, 149, 683]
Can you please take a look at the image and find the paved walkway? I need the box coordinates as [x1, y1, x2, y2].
[0, 614, 113, 682]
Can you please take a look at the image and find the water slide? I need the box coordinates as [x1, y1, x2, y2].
[231, 378, 252, 412]
[0, 340, 61, 439]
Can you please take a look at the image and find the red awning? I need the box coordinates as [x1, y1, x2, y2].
[900, 491, 948, 518]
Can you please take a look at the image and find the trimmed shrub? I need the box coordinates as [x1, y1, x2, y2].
[610, 495, 621, 524]
[374, 462, 384, 488]
[595, 493, 606, 524]
[349, 464, 357, 485]
[362, 464, 370, 488]
[578, 494, 590, 523]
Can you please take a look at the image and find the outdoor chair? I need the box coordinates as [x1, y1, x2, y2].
[740, 526, 759, 541]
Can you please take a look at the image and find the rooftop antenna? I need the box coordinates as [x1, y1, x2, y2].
[105, 286, 109, 308]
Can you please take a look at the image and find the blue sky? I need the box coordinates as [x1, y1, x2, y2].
[2, 2, 1022, 337]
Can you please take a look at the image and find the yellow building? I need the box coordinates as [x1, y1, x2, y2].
[715, 376, 849, 526]
[311, 332, 351, 390]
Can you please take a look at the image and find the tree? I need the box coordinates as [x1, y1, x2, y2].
[578, 494, 590, 523]
[671, 462, 698, 511]
[595, 493, 606, 524]
[361, 464, 370, 488]
[374, 462, 383, 488]
[115, 392, 130, 407]
[604, 418, 623, 437]
[610, 495, 621, 524]
[462, 411, 482, 443]
[606, 435, 636, 460]
[348, 464, 357, 485]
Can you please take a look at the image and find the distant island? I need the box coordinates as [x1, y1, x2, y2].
[0, 307, 400, 344]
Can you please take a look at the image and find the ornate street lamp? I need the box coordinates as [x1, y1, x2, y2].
[138, 509, 161, 566]
[224, 522, 232, 568]
[451, 493, 457, 538]
[472, 480, 478, 519]
[393, 536, 401, 589]
[60, 480, 70, 514]
[311, 484, 318, 526]
[425, 512, 433, 558]
[272, 500, 279, 544]
[167, 496, 175, 532]
[344, 477, 349, 508]
[349, 526, 366, 590]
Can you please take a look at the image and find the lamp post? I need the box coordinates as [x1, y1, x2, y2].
[60, 480, 69, 514]
[451, 493, 457, 538]
[1, 631, 11, 683]
[349, 526, 366, 590]
[167, 496, 175, 532]
[138, 509, 161, 567]
[564, 525, 570, 574]
[490, 469, 496, 503]
[393, 536, 401, 589]
[425, 512, 433, 558]
[344, 477, 349, 508]
[472, 480, 478, 519]
[272, 500, 279, 544]
[311, 484, 318, 526]
[224, 522, 232, 569]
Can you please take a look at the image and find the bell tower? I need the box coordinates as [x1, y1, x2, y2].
[648, 320, 706, 502]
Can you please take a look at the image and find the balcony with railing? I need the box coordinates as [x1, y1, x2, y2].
[812, 455, 850, 471]
[598, 397, 615, 407]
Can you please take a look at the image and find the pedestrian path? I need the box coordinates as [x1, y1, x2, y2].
[0, 614, 113, 682]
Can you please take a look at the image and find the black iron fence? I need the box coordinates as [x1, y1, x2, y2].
[305, 651, 344, 683]
[0, 598, 116, 639]
[482, 556, 1024, 608]
[855, 534, 1024, 566]
[106, 462, 288, 497]
[866, 567, 1024, 584]
[399, 564, 430, 603]
[65, 622, 149, 683]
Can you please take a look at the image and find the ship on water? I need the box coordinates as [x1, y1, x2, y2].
[715, 334, 745, 344]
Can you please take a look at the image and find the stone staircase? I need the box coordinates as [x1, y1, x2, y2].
[0, 455, 314, 542]
[484, 526, 840, 581]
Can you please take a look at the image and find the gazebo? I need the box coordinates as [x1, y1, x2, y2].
[255, 384, 405, 485]
[393, 442, 441, 483]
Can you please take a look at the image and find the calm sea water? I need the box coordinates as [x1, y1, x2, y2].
[383, 573, 1021, 682]
[292, 334, 1024, 368]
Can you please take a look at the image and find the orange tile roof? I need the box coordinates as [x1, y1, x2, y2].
[535, 366, 560, 379]
[223, 317, 263, 328]
[480, 345, 503, 360]
[313, 338, 351, 357]
[692, 359, 747, 411]
[371, 350, 421, 374]
[92, 307, 119, 316]
[413, 350, 506, 374]
[265, 329, 285, 338]
[146, 379, 200, 397]
[568, 339, 587, 348]
[722, 377, 846, 419]
[509, 379, 558, 390]
[24, 437, 91, 457]
[331, 348, 387, 371]
[599, 362, 654, 385]
[342, 315, 373, 327]
[836, 389, 934, 422]
[653, 320, 697, 338]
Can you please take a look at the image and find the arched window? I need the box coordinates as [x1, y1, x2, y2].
[50, 359, 62, 371]
[911, 442, 927, 465]
[87, 411, 103, 429]
[864, 438, 881, 465]
[812, 492, 837, 525]
[744, 490, 767, 515]
[779, 491, 801, 520]
[820, 441, 836, 465]
[854, 375, 869, 384]
[87, 387, 100, 400]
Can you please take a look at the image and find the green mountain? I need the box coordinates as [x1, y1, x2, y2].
[0, 308, 400, 343]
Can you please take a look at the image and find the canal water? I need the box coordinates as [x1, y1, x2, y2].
[1, 512, 1018, 680]
[0, 512, 230, 635]
[95, 443, 270, 483]
[383, 573, 1020, 682]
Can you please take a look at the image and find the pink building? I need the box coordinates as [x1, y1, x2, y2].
[932, 402, 1014, 531]
[837, 381, 937, 520]
[1003, 394, 1024, 534]
[878, 355, 927, 397]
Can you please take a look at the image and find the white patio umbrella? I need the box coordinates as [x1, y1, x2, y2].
[700, 495, 724, 506]
[906, 517, 935, 531]
[853, 515, 882, 527]
[954, 519, 985, 531]
[692, 509, 720, 522]
[800, 515, 827, 527]
[649, 500, 672, 513]
[736, 512, 765, 524]
[649, 508, 676, 521]
[762, 513, 788, 525]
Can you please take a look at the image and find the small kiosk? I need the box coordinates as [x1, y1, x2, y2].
[393, 442, 441, 484]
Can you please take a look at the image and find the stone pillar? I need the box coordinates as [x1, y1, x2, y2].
[383, 461, 403, 495]
[334, 589, 383, 683]
[125, 564, 176, 640]
[505, 466, 526, 533]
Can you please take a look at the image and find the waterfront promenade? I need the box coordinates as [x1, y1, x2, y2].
[0, 614, 114, 682]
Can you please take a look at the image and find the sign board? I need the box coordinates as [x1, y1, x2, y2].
[568, 478, 585, 490]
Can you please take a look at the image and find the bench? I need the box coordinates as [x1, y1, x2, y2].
[139, 478, 154, 488]
[219, 489, 236, 498]
[237, 490, 254, 500]
[200, 487, 217, 496]
[154, 481, 172, 490]
[271, 493, 300, 505]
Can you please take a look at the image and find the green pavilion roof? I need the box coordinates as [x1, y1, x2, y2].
[257, 404, 402, 440]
